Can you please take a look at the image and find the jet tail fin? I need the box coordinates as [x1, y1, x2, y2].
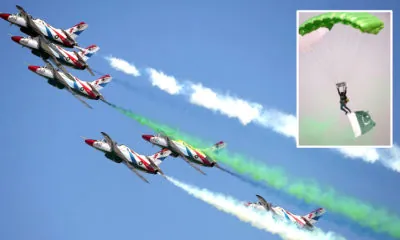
[78, 44, 100, 61]
[65, 22, 88, 39]
[90, 74, 112, 91]
[302, 208, 326, 224]
[147, 148, 172, 166]
[256, 194, 272, 210]
[206, 141, 226, 153]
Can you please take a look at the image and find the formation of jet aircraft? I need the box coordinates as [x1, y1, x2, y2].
[82, 131, 327, 230]
[1, 5, 328, 232]
[1, 5, 88, 48]
[82, 131, 225, 182]
[1, 5, 111, 109]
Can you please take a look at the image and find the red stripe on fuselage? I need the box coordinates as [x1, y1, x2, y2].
[285, 210, 305, 226]
[130, 149, 155, 173]
[192, 149, 212, 166]
[46, 23, 72, 46]
[56, 46, 83, 68]
[76, 79, 97, 99]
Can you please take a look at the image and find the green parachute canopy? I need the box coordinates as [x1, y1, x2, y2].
[299, 12, 384, 36]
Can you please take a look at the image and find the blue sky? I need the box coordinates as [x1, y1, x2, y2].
[0, 0, 398, 240]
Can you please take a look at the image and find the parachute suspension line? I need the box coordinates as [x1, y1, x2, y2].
[333, 30, 353, 85]
[336, 28, 355, 84]
[299, 34, 337, 87]
[317, 28, 344, 85]
[335, 27, 358, 86]
[298, 30, 337, 86]
[323, 46, 341, 86]
[322, 27, 362, 87]
[343, 31, 362, 86]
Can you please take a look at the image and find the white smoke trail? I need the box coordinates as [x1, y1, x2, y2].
[105, 57, 400, 173]
[166, 176, 346, 240]
[105, 56, 141, 77]
[146, 68, 183, 95]
[189, 83, 265, 126]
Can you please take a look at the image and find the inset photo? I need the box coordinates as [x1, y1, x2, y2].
[297, 11, 392, 148]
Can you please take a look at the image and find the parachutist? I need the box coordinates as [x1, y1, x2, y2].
[337, 86, 351, 115]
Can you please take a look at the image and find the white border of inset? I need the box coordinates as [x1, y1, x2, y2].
[296, 10, 393, 149]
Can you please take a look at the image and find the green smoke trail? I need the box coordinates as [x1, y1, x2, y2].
[108, 103, 400, 238]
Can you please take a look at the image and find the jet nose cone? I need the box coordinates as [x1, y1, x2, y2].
[0, 13, 10, 20]
[85, 139, 96, 146]
[28, 65, 40, 72]
[142, 135, 153, 142]
[11, 36, 22, 43]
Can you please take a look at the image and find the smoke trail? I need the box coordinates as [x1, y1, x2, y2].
[166, 176, 346, 240]
[105, 56, 141, 77]
[105, 103, 400, 239]
[224, 168, 387, 240]
[146, 68, 183, 95]
[105, 57, 400, 173]
[217, 165, 267, 188]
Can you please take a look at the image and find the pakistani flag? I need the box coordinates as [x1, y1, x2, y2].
[347, 111, 376, 138]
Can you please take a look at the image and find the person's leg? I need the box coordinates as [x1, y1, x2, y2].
[344, 105, 352, 113]
[340, 104, 348, 114]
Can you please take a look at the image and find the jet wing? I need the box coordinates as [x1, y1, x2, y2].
[101, 132, 118, 152]
[165, 136, 206, 175]
[16, 5, 28, 15]
[16, 5, 43, 38]
[37, 36, 72, 77]
[46, 62, 73, 86]
[68, 91, 93, 109]
[51, 61, 71, 80]
[124, 161, 150, 183]
[38, 36, 57, 57]
[44, 61, 75, 82]
[101, 132, 129, 161]
[45, 61, 92, 109]
[100, 132, 150, 183]
[301, 217, 314, 229]
[145, 156, 165, 176]
[61, 29, 78, 46]
[74, 50, 94, 76]
[256, 195, 273, 211]
[87, 82, 102, 98]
